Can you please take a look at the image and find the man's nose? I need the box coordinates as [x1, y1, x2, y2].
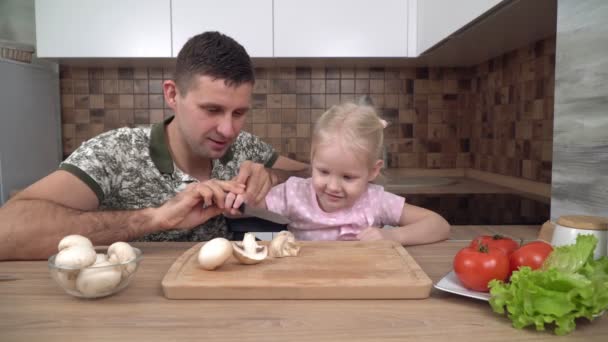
[216, 113, 236, 138]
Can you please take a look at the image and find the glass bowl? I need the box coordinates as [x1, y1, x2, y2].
[48, 246, 142, 299]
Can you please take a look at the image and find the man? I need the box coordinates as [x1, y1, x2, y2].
[0, 32, 308, 260]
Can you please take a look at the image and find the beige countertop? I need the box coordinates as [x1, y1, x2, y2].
[1, 230, 604, 342]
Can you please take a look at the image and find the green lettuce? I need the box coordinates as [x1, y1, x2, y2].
[489, 235, 608, 335]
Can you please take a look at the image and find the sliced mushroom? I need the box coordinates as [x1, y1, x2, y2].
[58, 234, 93, 251]
[232, 233, 267, 265]
[198, 238, 233, 270]
[76, 261, 122, 297]
[269, 230, 300, 258]
[107, 241, 137, 278]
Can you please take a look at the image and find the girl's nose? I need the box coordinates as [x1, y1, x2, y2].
[327, 177, 340, 191]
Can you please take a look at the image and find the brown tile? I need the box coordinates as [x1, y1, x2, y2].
[59, 66, 72, 79]
[134, 68, 148, 79]
[119, 109, 134, 124]
[268, 124, 282, 137]
[282, 94, 297, 108]
[326, 94, 340, 107]
[72, 68, 88, 79]
[370, 67, 385, 79]
[62, 123, 75, 137]
[310, 79, 325, 94]
[297, 109, 311, 123]
[267, 94, 282, 108]
[385, 79, 403, 94]
[118, 68, 134, 79]
[340, 80, 354, 93]
[282, 109, 297, 123]
[252, 94, 266, 109]
[149, 68, 163, 79]
[103, 68, 118, 79]
[355, 79, 369, 94]
[103, 80, 118, 94]
[163, 68, 175, 80]
[340, 94, 356, 104]
[149, 80, 163, 94]
[296, 79, 310, 93]
[296, 123, 310, 137]
[311, 94, 326, 109]
[296, 67, 311, 79]
[282, 124, 297, 138]
[252, 124, 267, 137]
[119, 80, 134, 93]
[149, 94, 164, 108]
[279, 67, 296, 79]
[119, 95, 134, 108]
[311, 109, 325, 123]
[73, 80, 89, 94]
[296, 95, 311, 108]
[355, 68, 369, 79]
[150, 109, 164, 123]
[60, 79, 73, 93]
[74, 109, 90, 123]
[89, 80, 103, 94]
[326, 67, 340, 79]
[340, 68, 355, 79]
[74, 95, 89, 109]
[297, 138, 311, 153]
[254, 79, 269, 94]
[134, 80, 149, 94]
[311, 68, 325, 79]
[268, 108, 282, 123]
[134, 95, 149, 108]
[104, 94, 120, 109]
[89, 95, 104, 109]
[251, 109, 267, 123]
[61, 94, 74, 108]
[134, 109, 150, 124]
[326, 80, 340, 93]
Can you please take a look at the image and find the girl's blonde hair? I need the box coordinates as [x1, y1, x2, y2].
[311, 102, 385, 167]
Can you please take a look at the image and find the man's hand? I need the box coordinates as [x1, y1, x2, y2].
[356, 227, 397, 242]
[234, 161, 277, 205]
[152, 180, 245, 230]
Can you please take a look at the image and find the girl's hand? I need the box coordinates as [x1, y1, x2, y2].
[357, 227, 396, 241]
[224, 192, 247, 216]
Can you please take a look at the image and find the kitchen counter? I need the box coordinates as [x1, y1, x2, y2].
[1, 227, 604, 342]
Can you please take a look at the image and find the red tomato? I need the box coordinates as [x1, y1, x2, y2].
[453, 244, 510, 292]
[509, 241, 553, 274]
[470, 235, 519, 256]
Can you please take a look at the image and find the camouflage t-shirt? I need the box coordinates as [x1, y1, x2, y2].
[59, 116, 278, 242]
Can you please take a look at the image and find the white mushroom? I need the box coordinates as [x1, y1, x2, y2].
[232, 233, 267, 265]
[197, 238, 233, 270]
[76, 261, 122, 297]
[95, 253, 108, 264]
[54, 269, 79, 292]
[54, 245, 97, 269]
[58, 234, 93, 251]
[107, 242, 137, 278]
[269, 230, 300, 258]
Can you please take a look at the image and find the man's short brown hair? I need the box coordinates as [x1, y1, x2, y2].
[174, 31, 254, 94]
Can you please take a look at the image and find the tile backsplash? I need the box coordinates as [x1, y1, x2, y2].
[59, 36, 555, 183]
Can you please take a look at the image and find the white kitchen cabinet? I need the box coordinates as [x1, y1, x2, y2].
[416, 0, 504, 55]
[274, 0, 409, 57]
[35, 0, 171, 57]
[172, 0, 273, 57]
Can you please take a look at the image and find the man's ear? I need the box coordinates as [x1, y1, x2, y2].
[163, 80, 179, 110]
[368, 159, 384, 181]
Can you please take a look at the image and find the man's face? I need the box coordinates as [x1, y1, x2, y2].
[172, 75, 252, 160]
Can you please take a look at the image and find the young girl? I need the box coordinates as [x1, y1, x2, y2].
[226, 102, 450, 245]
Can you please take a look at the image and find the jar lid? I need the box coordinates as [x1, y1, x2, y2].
[557, 215, 608, 230]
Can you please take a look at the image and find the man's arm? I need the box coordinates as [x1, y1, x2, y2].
[267, 156, 310, 185]
[0, 171, 243, 260]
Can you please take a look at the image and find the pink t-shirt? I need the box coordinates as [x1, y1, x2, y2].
[265, 177, 405, 241]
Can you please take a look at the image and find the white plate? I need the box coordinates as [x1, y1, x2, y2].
[434, 271, 490, 301]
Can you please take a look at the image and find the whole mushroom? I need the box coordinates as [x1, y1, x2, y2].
[198, 238, 233, 270]
[107, 241, 137, 278]
[58, 234, 93, 251]
[232, 233, 268, 265]
[76, 261, 122, 297]
[54, 245, 97, 269]
[269, 230, 300, 258]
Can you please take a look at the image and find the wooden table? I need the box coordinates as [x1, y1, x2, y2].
[1, 238, 605, 341]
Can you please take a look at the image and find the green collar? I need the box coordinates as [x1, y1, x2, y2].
[149, 115, 234, 175]
[149, 115, 175, 175]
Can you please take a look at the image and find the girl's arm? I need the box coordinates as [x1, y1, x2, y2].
[388, 203, 450, 245]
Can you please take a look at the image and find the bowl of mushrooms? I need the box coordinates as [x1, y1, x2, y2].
[48, 235, 142, 299]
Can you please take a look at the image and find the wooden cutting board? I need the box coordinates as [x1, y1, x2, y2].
[161, 240, 432, 299]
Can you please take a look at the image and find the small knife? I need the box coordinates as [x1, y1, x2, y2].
[0, 275, 19, 281]
[238, 204, 291, 225]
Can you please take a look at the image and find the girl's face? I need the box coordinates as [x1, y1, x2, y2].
[311, 142, 382, 213]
